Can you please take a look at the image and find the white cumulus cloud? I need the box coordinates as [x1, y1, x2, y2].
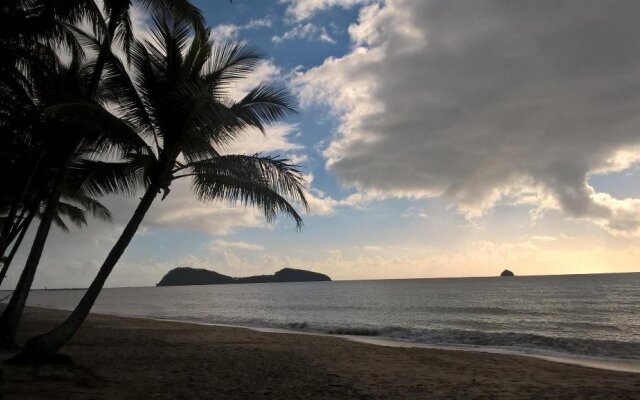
[210, 17, 272, 40]
[210, 240, 265, 251]
[295, 0, 640, 236]
[280, 0, 374, 21]
[272, 23, 336, 44]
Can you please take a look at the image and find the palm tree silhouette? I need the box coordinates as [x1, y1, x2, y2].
[0, 0, 111, 284]
[0, 176, 113, 286]
[16, 11, 308, 360]
[85, 0, 203, 95]
[0, 52, 150, 349]
[0, 0, 96, 271]
[0, 1, 201, 280]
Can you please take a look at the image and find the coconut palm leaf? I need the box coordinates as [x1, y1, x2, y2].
[67, 158, 152, 198]
[230, 82, 297, 133]
[191, 171, 304, 228]
[55, 201, 88, 228]
[63, 193, 112, 223]
[52, 214, 70, 233]
[43, 101, 153, 157]
[137, 0, 205, 31]
[203, 40, 264, 93]
[183, 154, 308, 208]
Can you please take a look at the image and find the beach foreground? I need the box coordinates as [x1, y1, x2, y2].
[1, 307, 638, 399]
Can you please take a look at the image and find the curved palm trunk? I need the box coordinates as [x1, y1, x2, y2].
[0, 173, 63, 349]
[0, 201, 24, 258]
[0, 208, 35, 287]
[0, 153, 43, 258]
[17, 185, 158, 359]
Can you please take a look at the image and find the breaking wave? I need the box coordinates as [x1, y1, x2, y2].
[284, 322, 640, 360]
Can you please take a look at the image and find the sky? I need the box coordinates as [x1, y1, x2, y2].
[5, 0, 640, 289]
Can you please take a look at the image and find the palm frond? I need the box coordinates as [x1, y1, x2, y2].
[203, 40, 265, 93]
[192, 171, 304, 229]
[102, 41, 159, 145]
[183, 28, 212, 78]
[186, 154, 308, 228]
[52, 214, 70, 233]
[61, 192, 112, 223]
[136, 0, 205, 32]
[43, 101, 153, 157]
[67, 158, 152, 198]
[231, 82, 297, 133]
[147, 13, 190, 71]
[113, 12, 134, 62]
[177, 130, 221, 164]
[184, 154, 308, 209]
[56, 201, 88, 228]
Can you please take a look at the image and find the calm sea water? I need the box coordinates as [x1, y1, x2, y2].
[10, 273, 640, 364]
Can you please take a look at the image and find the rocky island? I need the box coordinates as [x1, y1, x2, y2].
[157, 267, 331, 286]
[500, 269, 515, 277]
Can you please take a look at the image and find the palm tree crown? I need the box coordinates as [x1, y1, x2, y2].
[103, 13, 308, 223]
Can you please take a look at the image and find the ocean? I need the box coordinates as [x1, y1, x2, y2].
[11, 272, 640, 369]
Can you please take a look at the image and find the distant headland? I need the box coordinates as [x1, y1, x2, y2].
[500, 269, 515, 277]
[157, 267, 331, 287]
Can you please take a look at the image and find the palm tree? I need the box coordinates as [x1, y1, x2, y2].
[15, 13, 308, 361]
[0, 102, 119, 287]
[0, 0, 106, 267]
[0, 0, 201, 253]
[0, 0, 199, 257]
[86, 0, 204, 95]
[0, 211, 35, 286]
[0, 0, 103, 81]
[0, 0, 186, 348]
[0, 156, 39, 272]
[0, 0, 203, 255]
[0, 181, 112, 287]
[0, 52, 151, 349]
[0, 175, 113, 287]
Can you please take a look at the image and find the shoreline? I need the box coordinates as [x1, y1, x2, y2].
[22, 304, 640, 374]
[145, 316, 640, 374]
[2, 306, 639, 399]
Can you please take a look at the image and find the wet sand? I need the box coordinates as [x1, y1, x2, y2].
[1, 307, 639, 399]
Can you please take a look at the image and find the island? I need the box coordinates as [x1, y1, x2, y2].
[500, 269, 515, 277]
[157, 267, 331, 286]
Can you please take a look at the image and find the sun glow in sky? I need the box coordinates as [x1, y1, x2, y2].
[6, 0, 640, 288]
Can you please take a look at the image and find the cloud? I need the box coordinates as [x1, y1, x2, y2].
[280, 0, 373, 21]
[226, 60, 283, 101]
[218, 238, 640, 281]
[532, 236, 557, 242]
[146, 180, 267, 235]
[210, 24, 240, 40]
[289, 153, 309, 164]
[299, 174, 358, 216]
[305, 190, 339, 215]
[210, 240, 264, 251]
[401, 207, 429, 219]
[295, 0, 640, 236]
[224, 123, 303, 155]
[210, 17, 272, 40]
[272, 23, 336, 44]
[244, 18, 273, 30]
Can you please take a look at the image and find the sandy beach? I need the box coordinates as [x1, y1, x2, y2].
[0, 307, 637, 399]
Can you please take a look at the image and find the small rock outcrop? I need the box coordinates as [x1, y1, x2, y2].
[500, 269, 515, 277]
[157, 267, 331, 286]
